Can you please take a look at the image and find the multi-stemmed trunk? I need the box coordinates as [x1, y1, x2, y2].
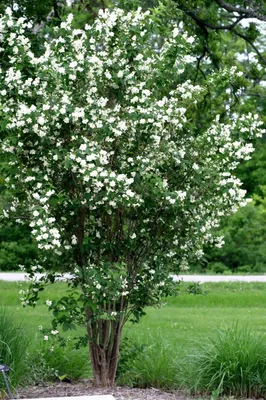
[86, 308, 124, 387]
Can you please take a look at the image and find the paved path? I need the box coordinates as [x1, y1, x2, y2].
[176, 274, 266, 283]
[1, 272, 266, 282]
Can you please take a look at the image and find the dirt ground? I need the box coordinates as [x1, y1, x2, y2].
[14, 380, 190, 400]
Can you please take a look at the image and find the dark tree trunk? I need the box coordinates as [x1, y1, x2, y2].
[86, 307, 124, 387]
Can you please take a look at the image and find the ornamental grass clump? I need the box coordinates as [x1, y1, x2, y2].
[117, 337, 178, 389]
[0, 309, 29, 393]
[0, 6, 264, 387]
[182, 324, 266, 398]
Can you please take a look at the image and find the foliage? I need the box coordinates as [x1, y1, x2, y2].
[64, 1, 113, 28]
[0, 5, 264, 386]
[0, 222, 38, 271]
[0, 308, 30, 394]
[0, 181, 38, 271]
[1, 0, 266, 279]
[200, 189, 266, 273]
[26, 341, 90, 384]
[116, 336, 148, 379]
[181, 324, 266, 398]
[237, 140, 266, 196]
[0, 0, 54, 22]
[117, 337, 178, 388]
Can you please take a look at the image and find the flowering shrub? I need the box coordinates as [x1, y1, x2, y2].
[0, 6, 264, 386]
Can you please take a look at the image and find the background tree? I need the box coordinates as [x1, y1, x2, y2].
[201, 196, 266, 273]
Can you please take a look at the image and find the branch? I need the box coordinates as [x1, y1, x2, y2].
[214, 0, 266, 22]
[53, 0, 61, 20]
[194, 46, 208, 81]
[233, 30, 266, 66]
[32, 1, 62, 33]
[185, 9, 209, 37]
[32, 10, 53, 34]
[186, 10, 244, 31]
[176, 4, 266, 67]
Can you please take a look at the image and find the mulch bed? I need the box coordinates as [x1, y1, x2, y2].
[13, 380, 190, 400]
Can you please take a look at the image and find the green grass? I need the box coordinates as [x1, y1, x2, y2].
[3, 281, 266, 350]
[1, 281, 73, 338]
[2, 280, 266, 392]
[123, 282, 266, 354]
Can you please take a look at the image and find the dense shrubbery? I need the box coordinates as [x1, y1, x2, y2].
[0, 0, 265, 276]
[211, 205, 266, 273]
[0, 222, 38, 271]
[191, 188, 266, 274]
[26, 342, 90, 384]
[0, 180, 38, 271]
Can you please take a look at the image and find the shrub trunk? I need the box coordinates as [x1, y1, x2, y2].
[86, 310, 123, 387]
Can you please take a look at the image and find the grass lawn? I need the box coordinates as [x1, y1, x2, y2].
[1, 280, 266, 352]
[123, 282, 266, 353]
[2, 280, 266, 393]
[1, 281, 70, 340]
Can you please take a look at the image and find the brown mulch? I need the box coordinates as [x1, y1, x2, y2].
[14, 380, 190, 400]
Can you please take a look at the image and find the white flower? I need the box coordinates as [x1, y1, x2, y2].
[126, 189, 134, 197]
[118, 121, 127, 131]
[43, 335, 49, 341]
[37, 116, 45, 125]
[70, 61, 78, 68]
[187, 36, 195, 44]
[173, 28, 179, 38]
[46, 299, 52, 306]
[130, 233, 136, 239]
[51, 330, 59, 335]
[135, 53, 143, 61]
[79, 144, 87, 151]
[90, 170, 98, 177]
[71, 235, 78, 245]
